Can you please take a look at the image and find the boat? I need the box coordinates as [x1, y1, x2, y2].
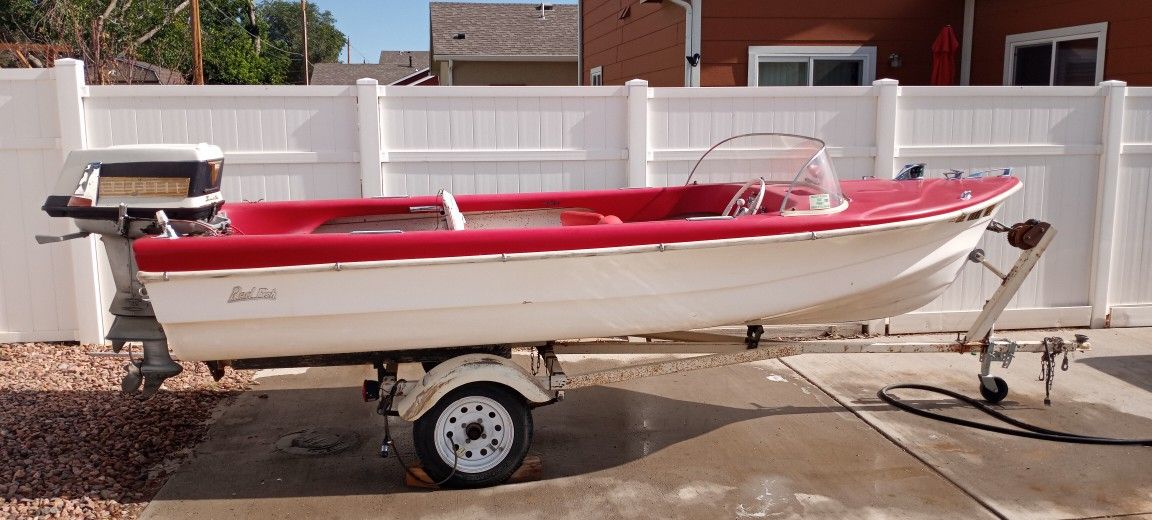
[41, 133, 1051, 488]
[116, 133, 1020, 362]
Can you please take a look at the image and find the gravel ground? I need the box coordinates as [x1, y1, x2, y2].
[0, 342, 252, 519]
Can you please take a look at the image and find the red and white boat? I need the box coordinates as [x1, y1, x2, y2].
[116, 134, 1020, 362]
[44, 133, 1075, 488]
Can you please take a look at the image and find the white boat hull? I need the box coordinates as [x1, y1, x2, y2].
[139, 191, 1012, 361]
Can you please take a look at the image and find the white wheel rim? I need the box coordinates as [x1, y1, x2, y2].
[432, 395, 515, 474]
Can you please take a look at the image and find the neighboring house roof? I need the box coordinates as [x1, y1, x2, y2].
[90, 58, 186, 85]
[311, 51, 430, 85]
[380, 50, 429, 69]
[430, 2, 578, 58]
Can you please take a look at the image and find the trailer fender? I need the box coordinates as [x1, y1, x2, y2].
[395, 353, 554, 421]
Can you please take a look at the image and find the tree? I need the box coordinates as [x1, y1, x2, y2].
[259, 0, 345, 84]
[0, 0, 344, 84]
[0, 0, 192, 81]
[195, 0, 290, 84]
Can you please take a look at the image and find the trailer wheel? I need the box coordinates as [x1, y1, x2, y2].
[979, 376, 1009, 404]
[412, 383, 532, 488]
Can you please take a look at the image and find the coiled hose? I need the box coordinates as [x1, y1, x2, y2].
[878, 383, 1152, 446]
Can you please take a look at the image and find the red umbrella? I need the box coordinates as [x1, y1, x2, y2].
[930, 25, 960, 85]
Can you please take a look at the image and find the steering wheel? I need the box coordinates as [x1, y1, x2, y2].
[721, 178, 767, 217]
[438, 189, 466, 230]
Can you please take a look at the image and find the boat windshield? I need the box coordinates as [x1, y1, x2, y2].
[686, 133, 847, 215]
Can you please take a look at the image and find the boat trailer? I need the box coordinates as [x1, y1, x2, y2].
[354, 219, 1090, 487]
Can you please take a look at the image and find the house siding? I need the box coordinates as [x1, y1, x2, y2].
[970, 0, 1152, 86]
[583, 0, 966, 86]
[701, 0, 965, 86]
[582, 0, 686, 86]
[435, 60, 578, 86]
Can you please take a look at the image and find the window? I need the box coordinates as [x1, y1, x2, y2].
[590, 66, 603, 86]
[1004, 23, 1107, 86]
[747, 46, 876, 86]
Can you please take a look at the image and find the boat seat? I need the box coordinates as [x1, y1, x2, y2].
[438, 189, 466, 231]
[560, 210, 622, 226]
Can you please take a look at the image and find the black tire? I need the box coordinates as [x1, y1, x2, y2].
[421, 361, 439, 373]
[412, 383, 532, 488]
[979, 376, 1009, 404]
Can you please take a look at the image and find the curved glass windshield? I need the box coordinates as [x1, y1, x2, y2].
[686, 133, 846, 215]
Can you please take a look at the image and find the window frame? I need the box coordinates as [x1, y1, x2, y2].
[590, 66, 603, 86]
[747, 46, 877, 87]
[1002, 22, 1107, 86]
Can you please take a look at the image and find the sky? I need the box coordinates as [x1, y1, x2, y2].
[310, 0, 578, 63]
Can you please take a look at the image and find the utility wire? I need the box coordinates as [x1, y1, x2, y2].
[346, 41, 370, 64]
[199, 0, 314, 67]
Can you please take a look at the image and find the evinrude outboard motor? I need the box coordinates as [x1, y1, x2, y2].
[39, 144, 229, 398]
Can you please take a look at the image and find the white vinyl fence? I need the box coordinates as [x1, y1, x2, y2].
[2, 59, 1150, 344]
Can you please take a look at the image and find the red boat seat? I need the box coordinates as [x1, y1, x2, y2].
[560, 210, 622, 226]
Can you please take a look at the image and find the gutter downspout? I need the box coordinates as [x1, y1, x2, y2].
[960, 0, 974, 85]
[664, 0, 698, 87]
[690, 0, 701, 86]
[577, 0, 584, 85]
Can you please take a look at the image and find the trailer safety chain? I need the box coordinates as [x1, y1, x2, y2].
[878, 384, 1152, 446]
[1038, 337, 1071, 406]
[378, 380, 462, 488]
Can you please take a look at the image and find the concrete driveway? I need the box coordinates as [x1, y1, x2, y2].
[141, 328, 1152, 519]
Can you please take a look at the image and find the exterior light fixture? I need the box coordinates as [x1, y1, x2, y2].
[888, 53, 902, 68]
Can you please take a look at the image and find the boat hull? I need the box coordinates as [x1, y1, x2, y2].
[140, 192, 1011, 361]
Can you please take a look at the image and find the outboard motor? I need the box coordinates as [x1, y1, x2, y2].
[39, 144, 230, 398]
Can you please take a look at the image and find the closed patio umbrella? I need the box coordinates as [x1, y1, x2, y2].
[931, 25, 960, 85]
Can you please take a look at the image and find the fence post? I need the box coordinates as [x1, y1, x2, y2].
[873, 79, 899, 178]
[626, 79, 650, 187]
[54, 59, 106, 344]
[357, 78, 384, 197]
[1089, 80, 1128, 328]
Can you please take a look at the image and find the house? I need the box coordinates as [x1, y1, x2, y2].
[581, 0, 1152, 87]
[430, 2, 579, 86]
[311, 51, 435, 85]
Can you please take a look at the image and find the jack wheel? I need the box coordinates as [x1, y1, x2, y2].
[412, 383, 531, 488]
[979, 376, 1009, 404]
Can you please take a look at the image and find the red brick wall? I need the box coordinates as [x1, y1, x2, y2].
[701, 0, 965, 86]
[583, 0, 686, 86]
[970, 0, 1152, 85]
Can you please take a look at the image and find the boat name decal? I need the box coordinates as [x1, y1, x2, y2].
[227, 286, 278, 303]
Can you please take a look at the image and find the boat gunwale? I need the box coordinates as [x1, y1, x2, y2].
[138, 183, 1020, 283]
